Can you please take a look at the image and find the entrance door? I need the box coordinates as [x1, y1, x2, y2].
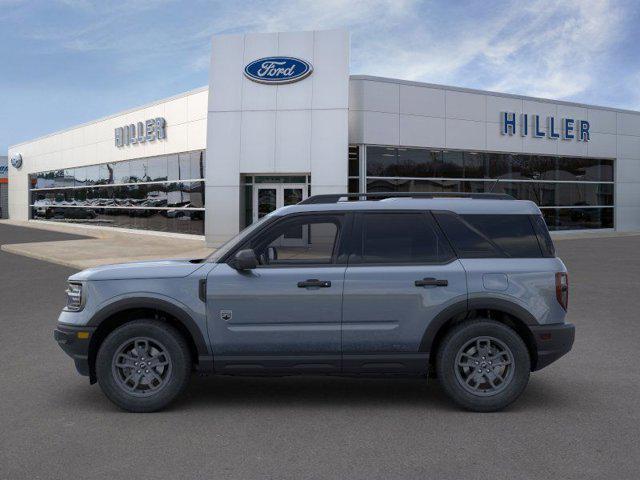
[253, 183, 307, 245]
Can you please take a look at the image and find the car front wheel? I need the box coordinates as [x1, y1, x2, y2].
[436, 319, 530, 412]
[96, 320, 192, 412]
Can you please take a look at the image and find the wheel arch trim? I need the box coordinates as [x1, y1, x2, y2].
[419, 297, 539, 353]
[87, 296, 210, 358]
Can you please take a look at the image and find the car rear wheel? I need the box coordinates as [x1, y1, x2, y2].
[96, 320, 192, 412]
[436, 319, 530, 412]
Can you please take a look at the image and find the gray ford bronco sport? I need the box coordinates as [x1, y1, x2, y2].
[54, 192, 574, 412]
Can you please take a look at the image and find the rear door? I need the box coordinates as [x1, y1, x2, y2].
[341, 211, 467, 374]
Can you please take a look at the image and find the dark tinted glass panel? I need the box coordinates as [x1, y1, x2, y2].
[148, 155, 168, 182]
[348, 178, 359, 193]
[167, 154, 180, 181]
[179, 153, 192, 180]
[145, 183, 168, 207]
[558, 157, 613, 182]
[367, 178, 463, 193]
[100, 163, 113, 184]
[348, 146, 359, 177]
[129, 159, 148, 182]
[439, 151, 463, 178]
[509, 155, 557, 180]
[366, 146, 397, 176]
[542, 207, 613, 231]
[111, 161, 130, 184]
[434, 212, 501, 258]
[358, 213, 453, 264]
[461, 215, 542, 258]
[487, 152, 510, 178]
[531, 214, 555, 257]
[190, 151, 205, 179]
[74, 167, 87, 187]
[463, 152, 488, 178]
[85, 165, 100, 185]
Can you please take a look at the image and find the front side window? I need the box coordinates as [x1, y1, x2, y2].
[244, 215, 342, 266]
[355, 212, 454, 264]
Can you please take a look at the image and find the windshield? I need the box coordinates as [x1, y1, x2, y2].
[206, 214, 274, 263]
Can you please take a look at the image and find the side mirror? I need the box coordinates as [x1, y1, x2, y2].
[231, 249, 258, 270]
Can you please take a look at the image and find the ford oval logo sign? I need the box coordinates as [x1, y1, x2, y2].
[10, 153, 22, 169]
[244, 56, 313, 85]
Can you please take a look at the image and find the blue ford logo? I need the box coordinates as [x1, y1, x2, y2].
[10, 153, 22, 169]
[244, 56, 313, 84]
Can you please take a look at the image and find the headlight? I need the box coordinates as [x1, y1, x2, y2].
[65, 282, 84, 311]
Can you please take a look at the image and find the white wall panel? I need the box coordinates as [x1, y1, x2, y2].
[276, 31, 314, 110]
[311, 29, 350, 109]
[588, 109, 617, 134]
[486, 96, 522, 124]
[616, 158, 640, 182]
[446, 91, 485, 122]
[209, 35, 243, 112]
[363, 111, 399, 146]
[240, 110, 276, 173]
[360, 81, 399, 114]
[485, 124, 523, 153]
[446, 118, 485, 150]
[617, 135, 640, 159]
[587, 133, 617, 158]
[400, 85, 445, 117]
[275, 110, 312, 172]
[399, 115, 445, 148]
[310, 109, 348, 189]
[617, 112, 640, 137]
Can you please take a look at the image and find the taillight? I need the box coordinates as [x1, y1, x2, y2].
[555, 272, 569, 311]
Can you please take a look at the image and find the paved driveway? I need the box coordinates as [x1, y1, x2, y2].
[0, 223, 638, 480]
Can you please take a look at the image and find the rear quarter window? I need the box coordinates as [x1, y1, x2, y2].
[434, 212, 545, 258]
[461, 215, 543, 258]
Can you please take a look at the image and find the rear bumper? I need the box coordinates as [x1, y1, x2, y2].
[54, 324, 96, 377]
[530, 322, 575, 371]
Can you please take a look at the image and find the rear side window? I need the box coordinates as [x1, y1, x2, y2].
[355, 212, 454, 264]
[461, 215, 543, 258]
[434, 212, 544, 258]
[433, 212, 501, 258]
[530, 214, 556, 257]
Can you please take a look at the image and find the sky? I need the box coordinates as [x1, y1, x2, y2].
[1, 0, 639, 153]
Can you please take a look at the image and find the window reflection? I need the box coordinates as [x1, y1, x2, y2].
[365, 146, 615, 231]
[28, 150, 205, 235]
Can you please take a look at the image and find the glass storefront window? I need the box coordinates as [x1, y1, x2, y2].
[29, 150, 206, 235]
[365, 146, 615, 231]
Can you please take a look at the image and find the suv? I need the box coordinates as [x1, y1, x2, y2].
[54, 192, 574, 413]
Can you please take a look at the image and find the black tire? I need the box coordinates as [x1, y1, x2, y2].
[96, 320, 192, 412]
[436, 319, 530, 412]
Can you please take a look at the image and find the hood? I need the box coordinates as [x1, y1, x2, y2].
[69, 259, 206, 281]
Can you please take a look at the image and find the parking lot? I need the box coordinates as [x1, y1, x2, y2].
[1, 223, 639, 480]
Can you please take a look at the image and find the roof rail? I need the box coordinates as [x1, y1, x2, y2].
[299, 192, 515, 205]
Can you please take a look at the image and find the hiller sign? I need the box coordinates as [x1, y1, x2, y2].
[115, 117, 166, 147]
[500, 112, 590, 142]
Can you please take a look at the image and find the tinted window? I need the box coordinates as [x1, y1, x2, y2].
[530, 215, 555, 257]
[357, 212, 453, 264]
[461, 215, 543, 258]
[246, 215, 342, 265]
[434, 212, 501, 258]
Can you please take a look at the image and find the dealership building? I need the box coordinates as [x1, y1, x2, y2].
[7, 29, 640, 246]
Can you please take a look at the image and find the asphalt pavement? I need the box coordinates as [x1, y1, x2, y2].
[0, 223, 639, 480]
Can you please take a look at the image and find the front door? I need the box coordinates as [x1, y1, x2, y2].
[206, 212, 347, 374]
[341, 211, 468, 374]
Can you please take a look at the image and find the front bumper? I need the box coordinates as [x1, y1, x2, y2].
[54, 324, 96, 377]
[530, 322, 575, 371]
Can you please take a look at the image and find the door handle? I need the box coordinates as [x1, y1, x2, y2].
[415, 277, 448, 287]
[297, 279, 332, 288]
